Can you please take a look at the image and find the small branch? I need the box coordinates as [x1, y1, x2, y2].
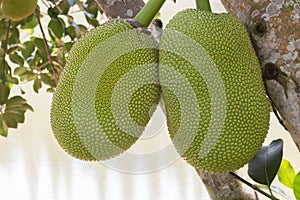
[195, 0, 212, 11]
[35, 8, 58, 84]
[229, 172, 279, 200]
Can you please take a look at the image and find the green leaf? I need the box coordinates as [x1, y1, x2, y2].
[47, 7, 59, 18]
[46, 87, 55, 93]
[14, 66, 27, 76]
[66, 26, 76, 40]
[48, 18, 65, 39]
[5, 75, 19, 84]
[21, 41, 35, 59]
[248, 139, 283, 186]
[20, 71, 36, 82]
[21, 15, 38, 29]
[0, 114, 8, 137]
[58, 0, 71, 14]
[293, 172, 300, 200]
[8, 27, 20, 45]
[40, 73, 56, 87]
[86, 18, 99, 27]
[34, 38, 47, 58]
[9, 53, 24, 65]
[5, 95, 33, 112]
[0, 83, 10, 105]
[278, 159, 296, 188]
[3, 111, 25, 128]
[6, 96, 27, 107]
[33, 78, 42, 93]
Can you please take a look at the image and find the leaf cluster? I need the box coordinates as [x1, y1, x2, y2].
[0, 0, 102, 136]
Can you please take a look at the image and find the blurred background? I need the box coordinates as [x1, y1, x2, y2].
[0, 0, 299, 199]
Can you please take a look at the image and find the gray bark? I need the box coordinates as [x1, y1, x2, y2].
[220, 0, 300, 152]
[95, 0, 299, 199]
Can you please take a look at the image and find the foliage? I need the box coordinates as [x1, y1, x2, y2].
[0, 0, 102, 136]
[247, 140, 300, 200]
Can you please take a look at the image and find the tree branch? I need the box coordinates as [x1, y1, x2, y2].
[95, 0, 145, 19]
[35, 8, 59, 85]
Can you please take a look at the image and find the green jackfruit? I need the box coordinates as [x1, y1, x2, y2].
[159, 9, 270, 173]
[50, 19, 160, 161]
[1, 0, 37, 21]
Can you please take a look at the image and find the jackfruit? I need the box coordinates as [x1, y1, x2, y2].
[159, 9, 270, 173]
[50, 19, 160, 161]
[1, 0, 37, 21]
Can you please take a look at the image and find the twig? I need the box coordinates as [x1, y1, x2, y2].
[229, 172, 279, 200]
[35, 8, 59, 84]
[264, 85, 288, 131]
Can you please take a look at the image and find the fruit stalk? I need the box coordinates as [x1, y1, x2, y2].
[195, 0, 211, 12]
[133, 0, 165, 27]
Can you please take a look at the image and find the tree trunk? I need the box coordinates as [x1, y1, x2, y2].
[220, 0, 300, 152]
[94, 0, 299, 199]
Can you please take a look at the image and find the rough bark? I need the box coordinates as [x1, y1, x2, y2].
[94, 0, 299, 199]
[220, 0, 300, 152]
[95, 0, 144, 19]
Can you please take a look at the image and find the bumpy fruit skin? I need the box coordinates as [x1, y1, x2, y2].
[50, 19, 160, 161]
[1, 0, 37, 21]
[159, 9, 270, 173]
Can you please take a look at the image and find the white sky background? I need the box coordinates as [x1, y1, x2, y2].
[0, 0, 299, 200]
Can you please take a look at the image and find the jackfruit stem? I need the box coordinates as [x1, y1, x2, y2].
[195, 0, 211, 12]
[133, 0, 165, 27]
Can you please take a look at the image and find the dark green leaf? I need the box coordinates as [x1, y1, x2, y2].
[64, 42, 73, 52]
[0, 114, 8, 137]
[66, 26, 76, 40]
[6, 96, 27, 107]
[3, 110, 26, 128]
[46, 87, 55, 93]
[5, 96, 33, 112]
[248, 139, 283, 186]
[33, 78, 42, 93]
[34, 37, 47, 58]
[8, 27, 20, 45]
[3, 112, 18, 128]
[5, 103, 33, 113]
[293, 172, 300, 200]
[58, 0, 71, 14]
[21, 41, 35, 59]
[0, 83, 10, 105]
[278, 159, 296, 188]
[9, 53, 24, 65]
[84, 1, 99, 18]
[41, 73, 56, 87]
[86, 17, 99, 27]
[48, 18, 65, 39]
[48, 7, 59, 18]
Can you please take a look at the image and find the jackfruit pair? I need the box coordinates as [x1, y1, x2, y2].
[50, 9, 270, 173]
